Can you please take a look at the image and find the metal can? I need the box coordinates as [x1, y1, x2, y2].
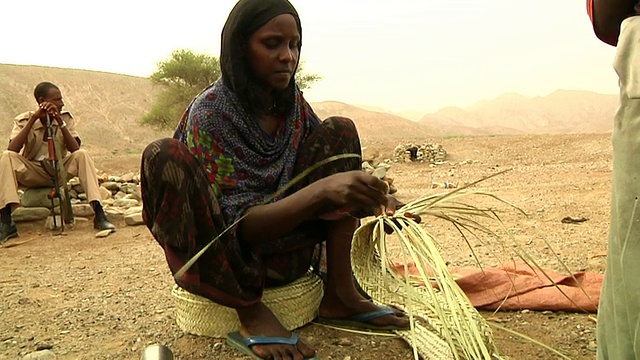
[140, 344, 174, 360]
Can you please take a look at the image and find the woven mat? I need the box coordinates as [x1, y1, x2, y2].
[171, 271, 323, 338]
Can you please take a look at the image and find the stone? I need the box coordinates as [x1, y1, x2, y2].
[101, 182, 120, 192]
[72, 204, 94, 217]
[124, 193, 141, 201]
[119, 183, 131, 194]
[121, 172, 135, 182]
[114, 191, 127, 200]
[22, 350, 57, 359]
[124, 213, 144, 226]
[99, 186, 111, 200]
[12, 207, 51, 222]
[129, 187, 142, 200]
[68, 177, 81, 187]
[72, 184, 85, 194]
[21, 188, 59, 209]
[45, 216, 63, 230]
[95, 229, 115, 238]
[102, 199, 115, 206]
[113, 199, 139, 209]
[68, 189, 78, 199]
[124, 206, 143, 216]
[78, 193, 88, 201]
[105, 208, 123, 216]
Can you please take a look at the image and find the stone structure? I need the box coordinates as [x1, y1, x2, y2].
[392, 142, 447, 164]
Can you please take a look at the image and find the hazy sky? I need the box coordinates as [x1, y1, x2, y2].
[0, 0, 619, 114]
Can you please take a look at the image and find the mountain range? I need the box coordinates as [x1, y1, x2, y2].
[0, 64, 619, 152]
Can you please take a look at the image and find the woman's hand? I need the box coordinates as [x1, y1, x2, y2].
[378, 195, 422, 234]
[316, 171, 389, 210]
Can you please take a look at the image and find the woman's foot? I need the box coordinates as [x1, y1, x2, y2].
[318, 283, 410, 329]
[236, 302, 316, 359]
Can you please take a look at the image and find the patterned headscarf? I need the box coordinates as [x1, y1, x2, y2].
[222, 0, 302, 116]
[173, 0, 320, 224]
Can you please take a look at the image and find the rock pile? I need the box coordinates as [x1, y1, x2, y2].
[14, 171, 145, 229]
[392, 142, 447, 164]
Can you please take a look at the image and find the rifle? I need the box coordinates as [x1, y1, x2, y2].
[41, 114, 74, 231]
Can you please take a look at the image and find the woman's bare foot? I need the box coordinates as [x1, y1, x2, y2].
[236, 302, 316, 359]
[318, 281, 410, 329]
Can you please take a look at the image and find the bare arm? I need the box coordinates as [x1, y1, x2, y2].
[237, 171, 389, 246]
[238, 184, 327, 245]
[592, 0, 637, 45]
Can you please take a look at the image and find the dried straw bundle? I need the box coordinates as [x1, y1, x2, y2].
[351, 186, 516, 359]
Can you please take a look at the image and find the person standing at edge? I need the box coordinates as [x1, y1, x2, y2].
[587, 1, 640, 358]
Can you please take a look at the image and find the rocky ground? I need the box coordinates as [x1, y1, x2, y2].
[0, 133, 612, 360]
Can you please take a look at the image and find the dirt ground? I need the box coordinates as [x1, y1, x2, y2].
[0, 133, 612, 360]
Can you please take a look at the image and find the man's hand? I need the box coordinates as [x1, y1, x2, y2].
[37, 102, 62, 125]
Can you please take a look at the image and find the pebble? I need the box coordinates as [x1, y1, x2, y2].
[587, 340, 597, 352]
[22, 350, 56, 359]
[125, 213, 144, 226]
[335, 338, 353, 347]
[95, 229, 115, 238]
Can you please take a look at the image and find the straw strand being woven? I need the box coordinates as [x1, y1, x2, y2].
[351, 190, 509, 359]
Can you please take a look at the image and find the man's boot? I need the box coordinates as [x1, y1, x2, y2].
[0, 206, 18, 244]
[91, 201, 116, 231]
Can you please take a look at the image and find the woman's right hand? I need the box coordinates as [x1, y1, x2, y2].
[315, 171, 389, 210]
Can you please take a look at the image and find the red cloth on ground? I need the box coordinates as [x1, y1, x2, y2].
[393, 262, 603, 313]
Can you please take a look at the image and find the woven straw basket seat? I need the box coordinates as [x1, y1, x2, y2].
[171, 270, 323, 338]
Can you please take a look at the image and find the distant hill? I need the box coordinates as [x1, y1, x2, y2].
[418, 90, 619, 134]
[0, 64, 621, 172]
[311, 101, 442, 140]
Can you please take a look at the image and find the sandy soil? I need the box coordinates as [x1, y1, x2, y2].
[0, 133, 612, 359]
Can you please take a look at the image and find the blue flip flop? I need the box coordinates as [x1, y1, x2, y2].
[316, 306, 409, 331]
[226, 331, 318, 360]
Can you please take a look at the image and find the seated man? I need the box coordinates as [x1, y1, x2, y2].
[0, 82, 115, 243]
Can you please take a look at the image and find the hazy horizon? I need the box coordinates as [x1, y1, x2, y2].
[0, 0, 620, 114]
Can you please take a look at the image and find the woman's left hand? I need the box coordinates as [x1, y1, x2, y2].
[377, 195, 422, 234]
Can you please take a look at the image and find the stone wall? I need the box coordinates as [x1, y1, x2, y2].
[14, 171, 144, 228]
[392, 142, 447, 164]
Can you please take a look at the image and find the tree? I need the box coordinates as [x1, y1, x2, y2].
[140, 50, 221, 129]
[140, 49, 321, 129]
[296, 61, 322, 90]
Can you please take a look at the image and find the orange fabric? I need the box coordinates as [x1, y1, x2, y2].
[393, 262, 603, 313]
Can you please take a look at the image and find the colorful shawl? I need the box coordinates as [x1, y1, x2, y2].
[173, 79, 320, 223]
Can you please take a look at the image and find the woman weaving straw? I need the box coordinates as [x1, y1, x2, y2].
[140, 0, 414, 359]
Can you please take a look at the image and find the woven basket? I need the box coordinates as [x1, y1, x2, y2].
[171, 270, 323, 338]
[351, 222, 500, 360]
